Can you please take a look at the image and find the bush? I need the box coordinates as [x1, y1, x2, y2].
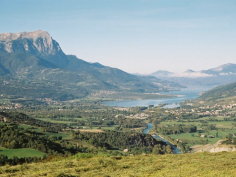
[75, 153, 93, 160]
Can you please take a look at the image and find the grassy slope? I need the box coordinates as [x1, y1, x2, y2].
[198, 82, 236, 104]
[1, 152, 236, 176]
[0, 148, 45, 158]
[17, 123, 71, 139]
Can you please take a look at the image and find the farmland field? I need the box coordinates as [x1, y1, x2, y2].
[158, 116, 236, 147]
[0, 148, 45, 158]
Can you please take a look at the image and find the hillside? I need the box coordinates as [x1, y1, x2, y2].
[0, 30, 182, 102]
[137, 75, 184, 90]
[198, 82, 236, 103]
[1, 151, 236, 176]
[0, 111, 172, 160]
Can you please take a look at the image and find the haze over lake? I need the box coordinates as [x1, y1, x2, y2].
[103, 86, 214, 107]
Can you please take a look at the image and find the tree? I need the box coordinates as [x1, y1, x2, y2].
[197, 132, 200, 137]
[152, 144, 162, 154]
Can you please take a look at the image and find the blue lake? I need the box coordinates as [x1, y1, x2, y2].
[103, 86, 214, 107]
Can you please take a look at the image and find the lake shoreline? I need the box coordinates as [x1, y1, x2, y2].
[102, 86, 214, 107]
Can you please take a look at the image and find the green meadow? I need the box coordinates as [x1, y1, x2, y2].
[159, 116, 236, 146]
[0, 148, 45, 158]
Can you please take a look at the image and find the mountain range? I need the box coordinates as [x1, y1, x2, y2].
[0, 30, 182, 101]
[151, 63, 236, 86]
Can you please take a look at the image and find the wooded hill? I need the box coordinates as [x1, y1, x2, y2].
[0, 111, 172, 165]
[73, 130, 171, 154]
[0, 111, 68, 132]
[198, 82, 236, 103]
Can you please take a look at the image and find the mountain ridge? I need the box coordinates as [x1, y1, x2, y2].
[152, 63, 236, 77]
[0, 30, 183, 101]
[150, 63, 236, 86]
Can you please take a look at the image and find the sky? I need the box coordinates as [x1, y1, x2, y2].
[1, 0, 236, 74]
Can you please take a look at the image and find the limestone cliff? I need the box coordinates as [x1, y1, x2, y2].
[209, 145, 236, 153]
[0, 30, 61, 55]
[0, 30, 69, 68]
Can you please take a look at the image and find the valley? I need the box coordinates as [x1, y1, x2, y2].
[0, 30, 236, 176]
[1, 83, 236, 158]
[1, 0, 236, 175]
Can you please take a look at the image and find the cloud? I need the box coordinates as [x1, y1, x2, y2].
[170, 72, 213, 78]
[219, 72, 236, 76]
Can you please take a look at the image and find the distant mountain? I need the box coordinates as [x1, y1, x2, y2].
[0, 30, 182, 101]
[151, 70, 173, 77]
[151, 63, 236, 87]
[202, 63, 236, 75]
[137, 75, 184, 90]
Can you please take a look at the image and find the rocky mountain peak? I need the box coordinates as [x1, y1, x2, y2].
[0, 30, 49, 41]
[0, 30, 62, 55]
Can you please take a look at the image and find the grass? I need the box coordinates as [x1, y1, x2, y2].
[1, 152, 236, 176]
[43, 132, 71, 139]
[16, 123, 72, 139]
[15, 123, 71, 139]
[35, 118, 74, 124]
[67, 139, 96, 149]
[169, 132, 221, 145]
[102, 125, 119, 130]
[197, 116, 225, 121]
[0, 148, 45, 158]
[159, 117, 236, 146]
[168, 129, 236, 146]
[17, 124, 42, 132]
[0, 98, 10, 104]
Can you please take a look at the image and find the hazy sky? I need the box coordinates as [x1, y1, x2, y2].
[1, 0, 236, 74]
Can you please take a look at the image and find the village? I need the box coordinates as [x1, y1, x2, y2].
[164, 102, 236, 117]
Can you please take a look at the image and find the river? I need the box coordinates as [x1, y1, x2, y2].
[102, 86, 214, 107]
[103, 86, 214, 154]
[143, 123, 182, 154]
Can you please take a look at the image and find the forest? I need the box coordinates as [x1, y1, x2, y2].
[0, 109, 173, 165]
[0, 111, 68, 132]
[156, 124, 197, 135]
[0, 124, 78, 156]
[73, 130, 172, 154]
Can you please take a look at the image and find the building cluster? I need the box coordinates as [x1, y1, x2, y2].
[0, 103, 22, 109]
[164, 103, 236, 118]
[125, 113, 150, 119]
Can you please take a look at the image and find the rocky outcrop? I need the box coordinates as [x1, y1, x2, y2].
[0, 30, 69, 68]
[0, 30, 61, 55]
[192, 140, 236, 153]
[0, 116, 9, 122]
[209, 145, 236, 153]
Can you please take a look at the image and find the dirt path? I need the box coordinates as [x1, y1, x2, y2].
[79, 129, 104, 133]
[190, 140, 224, 152]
